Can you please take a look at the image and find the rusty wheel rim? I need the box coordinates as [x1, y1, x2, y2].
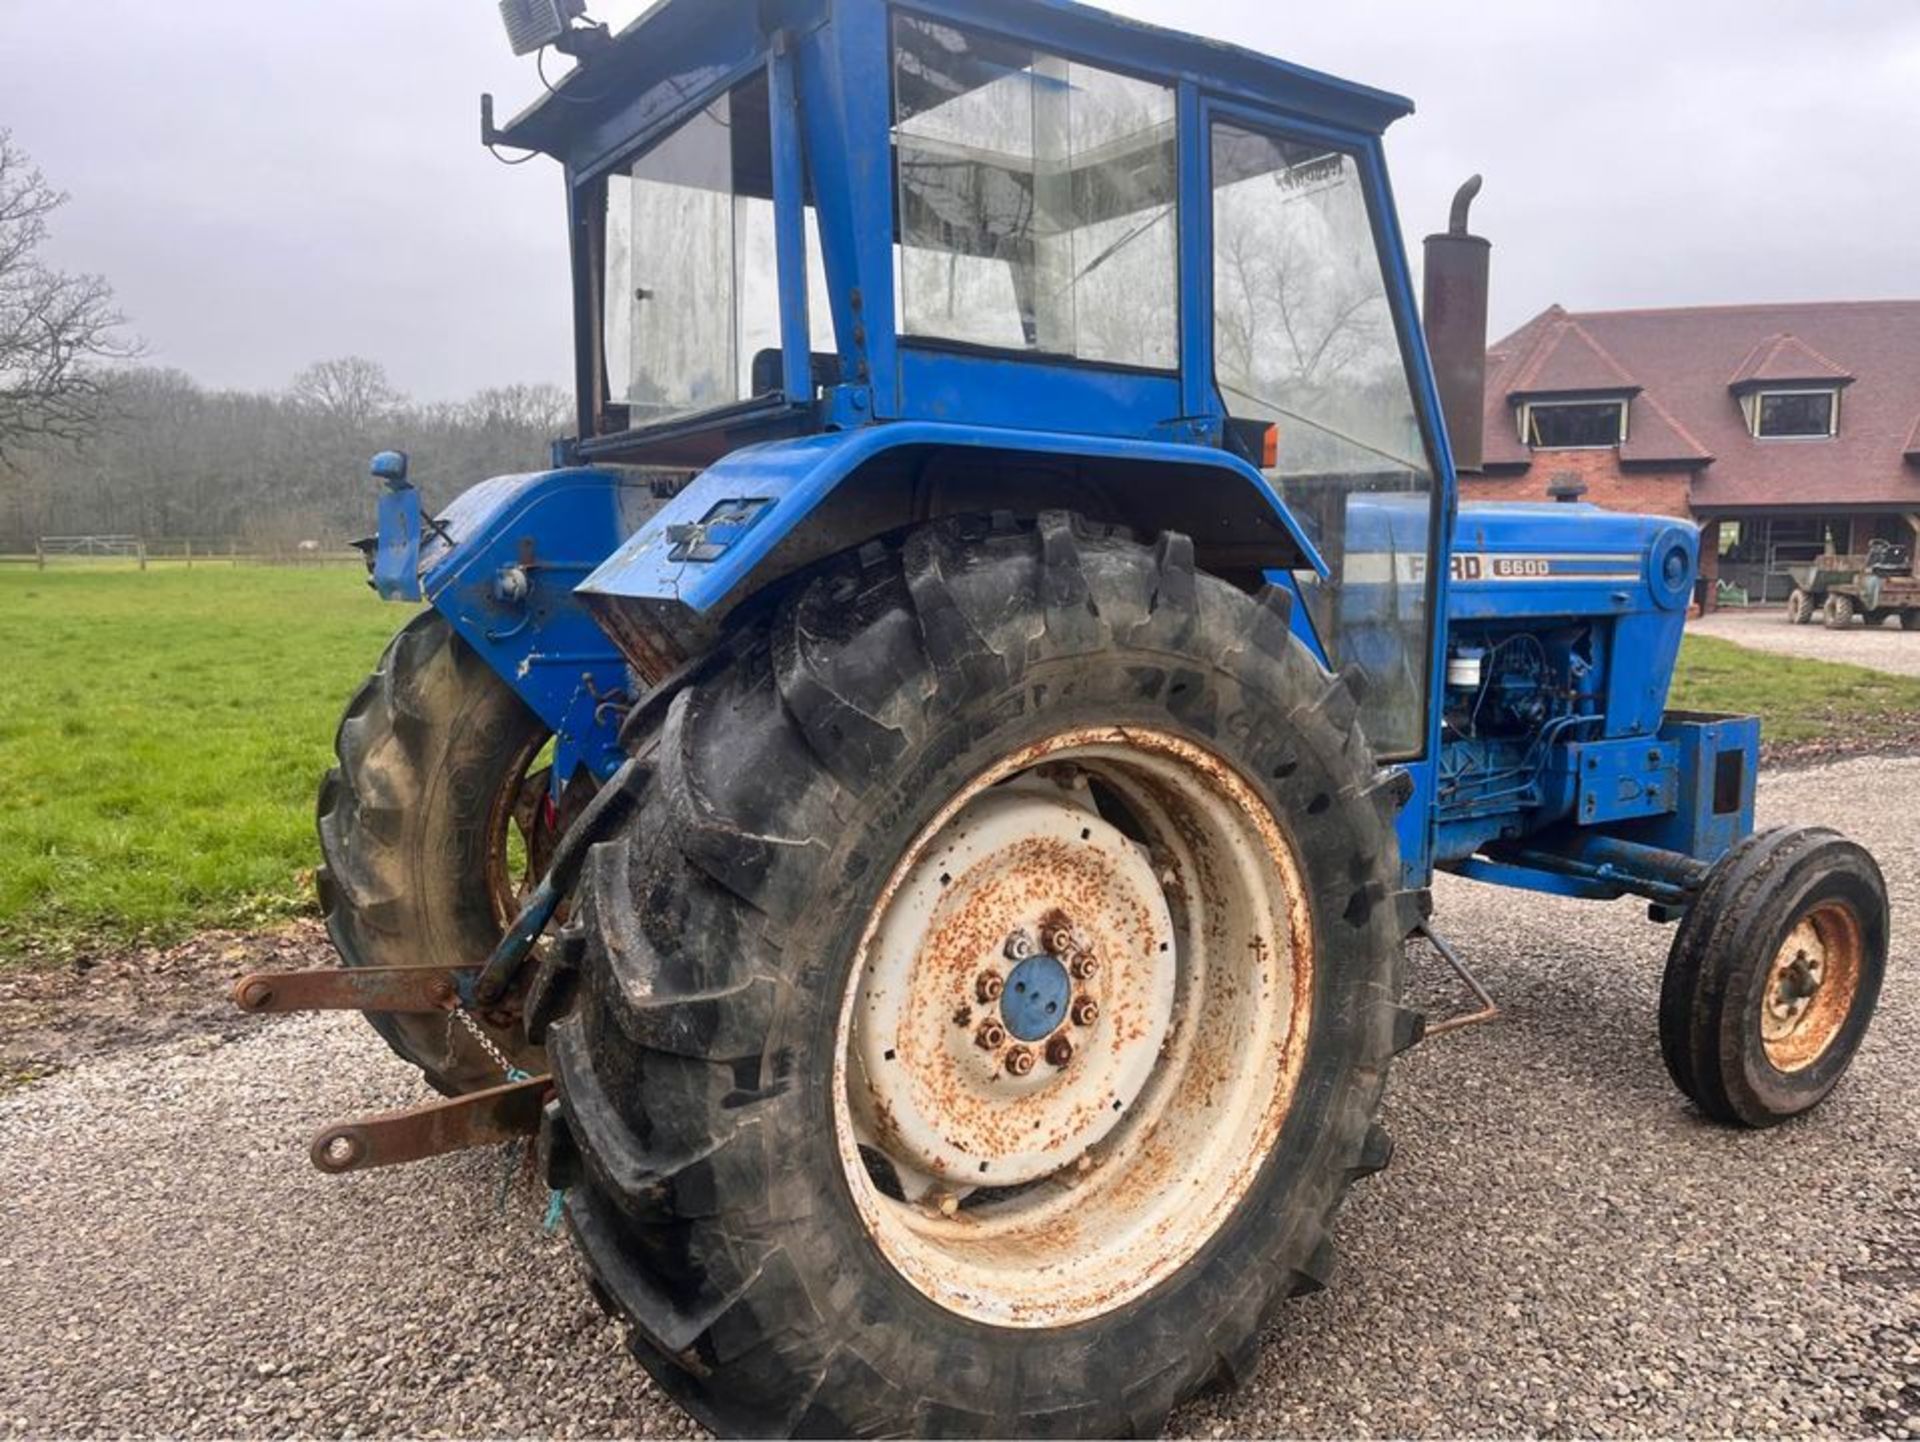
[1760, 901, 1863, 1074]
[832, 727, 1315, 1328]
[484, 731, 559, 932]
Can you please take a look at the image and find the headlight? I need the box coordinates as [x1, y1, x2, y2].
[498, 0, 585, 57]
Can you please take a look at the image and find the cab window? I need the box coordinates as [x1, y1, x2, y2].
[892, 15, 1178, 370]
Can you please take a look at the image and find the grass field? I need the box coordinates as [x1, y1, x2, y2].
[1670, 632, 1920, 743]
[0, 565, 401, 963]
[2, 566, 1917, 965]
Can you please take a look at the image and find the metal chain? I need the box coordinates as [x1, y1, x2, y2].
[451, 1004, 564, 1233]
[452, 1006, 528, 1081]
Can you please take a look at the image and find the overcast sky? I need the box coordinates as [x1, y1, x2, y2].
[6, 1, 1917, 403]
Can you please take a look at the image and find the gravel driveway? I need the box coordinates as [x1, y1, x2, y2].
[1692, 606, 1920, 678]
[4, 757, 1916, 1439]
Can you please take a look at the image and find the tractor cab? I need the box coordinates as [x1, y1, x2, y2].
[488, 0, 1447, 763]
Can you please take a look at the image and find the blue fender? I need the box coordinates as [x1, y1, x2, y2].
[397, 467, 660, 785]
[576, 421, 1328, 629]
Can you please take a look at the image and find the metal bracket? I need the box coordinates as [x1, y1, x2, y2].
[1414, 921, 1500, 1037]
[231, 965, 477, 1015]
[309, 1074, 550, 1174]
[372, 483, 424, 602]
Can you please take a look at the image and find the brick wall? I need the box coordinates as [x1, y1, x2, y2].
[1460, 450, 1694, 521]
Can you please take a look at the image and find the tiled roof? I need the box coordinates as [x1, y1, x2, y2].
[1484, 300, 1920, 508]
[1726, 332, 1854, 389]
[1505, 312, 1639, 396]
[1619, 387, 1713, 466]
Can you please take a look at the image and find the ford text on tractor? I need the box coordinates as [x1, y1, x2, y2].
[238, 1, 1890, 1434]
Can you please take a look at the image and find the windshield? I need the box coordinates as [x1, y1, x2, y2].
[599, 71, 830, 431]
[1211, 122, 1436, 759]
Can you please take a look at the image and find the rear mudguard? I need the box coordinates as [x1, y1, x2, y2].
[574, 421, 1328, 674]
[391, 468, 660, 785]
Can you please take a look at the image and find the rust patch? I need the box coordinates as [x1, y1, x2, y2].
[1761, 900, 1865, 1073]
[309, 1073, 549, 1174]
[831, 725, 1317, 1329]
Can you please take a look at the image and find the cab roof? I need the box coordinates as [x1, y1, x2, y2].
[492, 0, 1414, 164]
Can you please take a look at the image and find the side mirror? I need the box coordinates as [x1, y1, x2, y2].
[370, 450, 411, 490]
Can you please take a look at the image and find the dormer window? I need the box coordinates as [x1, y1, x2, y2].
[1752, 389, 1838, 439]
[1521, 398, 1627, 449]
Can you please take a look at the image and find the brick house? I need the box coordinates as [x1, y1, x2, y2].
[1461, 300, 1920, 604]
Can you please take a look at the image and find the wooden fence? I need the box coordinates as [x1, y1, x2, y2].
[0, 537, 363, 570]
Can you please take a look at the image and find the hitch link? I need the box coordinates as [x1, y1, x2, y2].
[309, 1073, 550, 1174]
[231, 965, 477, 1015]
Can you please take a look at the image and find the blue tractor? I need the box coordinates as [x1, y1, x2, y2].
[252, 1, 1889, 1433]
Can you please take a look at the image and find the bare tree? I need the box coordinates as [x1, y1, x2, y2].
[290, 355, 399, 429]
[462, 382, 572, 433]
[0, 130, 137, 464]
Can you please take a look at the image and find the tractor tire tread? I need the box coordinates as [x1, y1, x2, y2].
[1660, 826, 1887, 1125]
[317, 608, 547, 1093]
[552, 516, 1407, 1437]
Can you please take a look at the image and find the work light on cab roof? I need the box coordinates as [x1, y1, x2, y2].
[239, 2, 1892, 1436]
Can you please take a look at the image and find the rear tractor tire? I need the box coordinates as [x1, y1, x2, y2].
[1785, 589, 1815, 625]
[1823, 593, 1856, 629]
[541, 514, 1424, 1437]
[1659, 827, 1887, 1127]
[317, 610, 555, 1093]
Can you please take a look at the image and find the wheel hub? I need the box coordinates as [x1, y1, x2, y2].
[1760, 906, 1862, 1072]
[849, 787, 1176, 1192]
[1001, 951, 1072, 1041]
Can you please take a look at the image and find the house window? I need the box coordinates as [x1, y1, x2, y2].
[1523, 399, 1626, 448]
[1753, 389, 1837, 438]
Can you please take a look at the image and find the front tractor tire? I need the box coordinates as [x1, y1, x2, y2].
[1785, 589, 1816, 625]
[542, 515, 1423, 1437]
[317, 611, 552, 1093]
[1823, 593, 1857, 629]
[1659, 827, 1888, 1127]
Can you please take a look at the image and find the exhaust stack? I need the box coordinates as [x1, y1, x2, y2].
[1423, 176, 1491, 475]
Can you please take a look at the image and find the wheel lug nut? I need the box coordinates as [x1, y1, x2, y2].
[1003, 930, 1035, 961]
[975, 1020, 1006, 1050]
[1070, 997, 1098, 1027]
[1070, 953, 1099, 980]
[975, 970, 1004, 1002]
[1045, 1036, 1074, 1067]
[1005, 1046, 1035, 1076]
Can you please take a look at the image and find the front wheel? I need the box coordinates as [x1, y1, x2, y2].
[545, 516, 1422, 1437]
[1785, 589, 1815, 625]
[1823, 593, 1856, 628]
[1659, 827, 1887, 1127]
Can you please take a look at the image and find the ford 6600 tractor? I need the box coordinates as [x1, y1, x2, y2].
[238, 1, 1889, 1434]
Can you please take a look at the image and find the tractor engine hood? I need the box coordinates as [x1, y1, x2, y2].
[1447, 501, 1698, 621]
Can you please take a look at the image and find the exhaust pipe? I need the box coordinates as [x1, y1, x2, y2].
[1423, 176, 1490, 475]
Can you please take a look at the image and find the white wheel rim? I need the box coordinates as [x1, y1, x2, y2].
[832, 727, 1316, 1328]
